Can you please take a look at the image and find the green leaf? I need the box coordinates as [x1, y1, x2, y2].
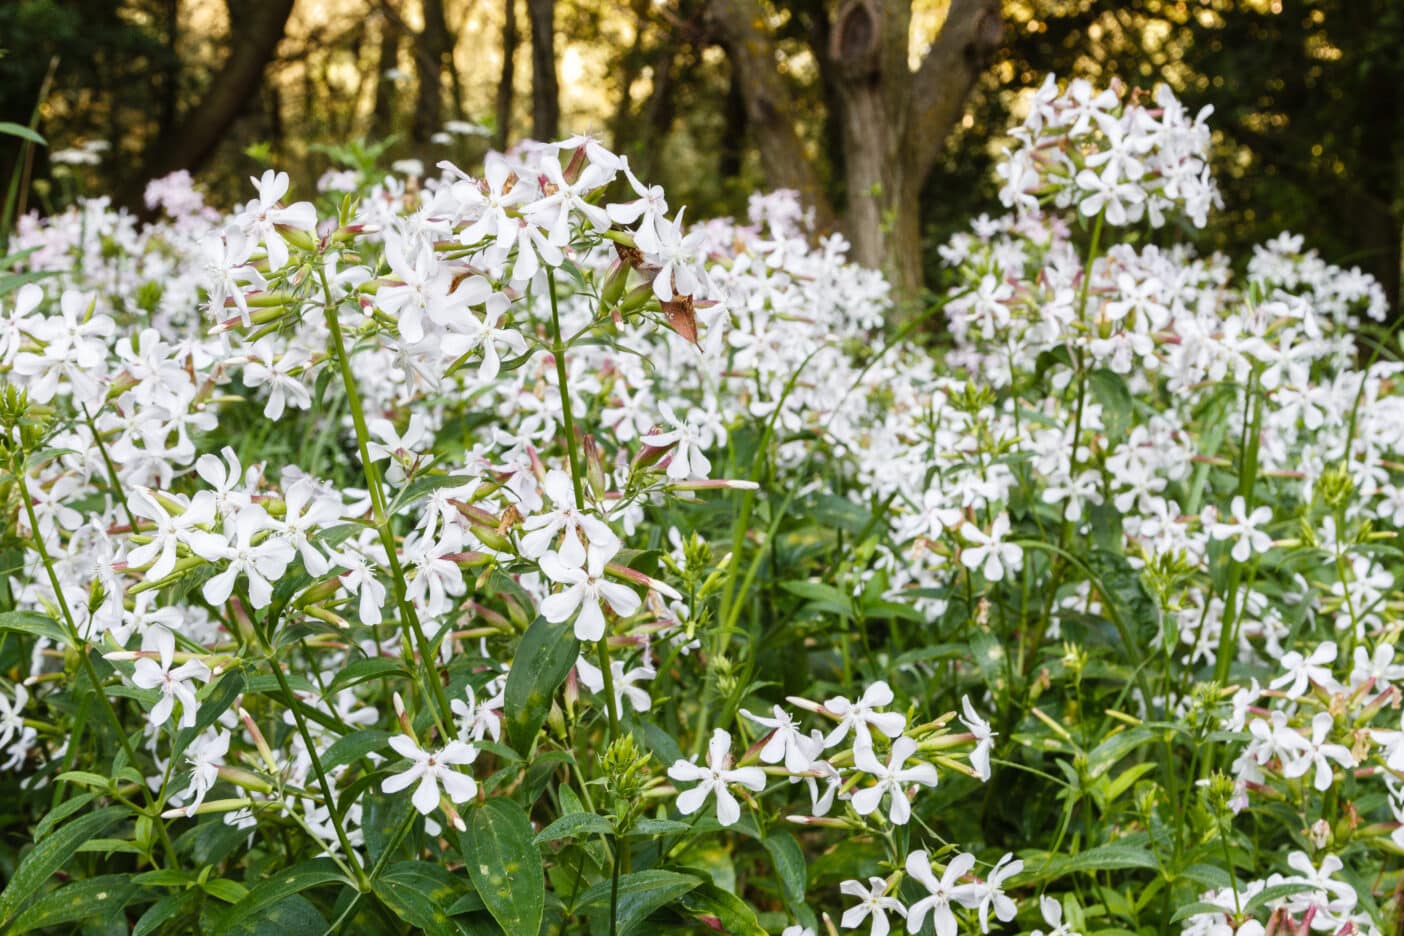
[373, 861, 477, 935]
[1088, 368, 1134, 442]
[203, 879, 250, 904]
[33, 792, 97, 842]
[213, 858, 350, 936]
[323, 728, 392, 772]
[462, 799, 545, 936]
[1038, 843, 1160, 878]
[675, 881, 766, 935]
[578, 869, 700, 935]
[0, 122, 46, 145]
[328, 657, 408, 694]
[7, 875, 139, 934]
[626, 818, 691, 837]
[1169, 901, 1231, 923]
[0, 610, 68, 644]
[134, 891, 197, 936]
[224, 895, 328, 935]
[0, 805, 128, 928]
[534, 811, 613, 845]
[1243, 882, 1316, 914]
[762, 831, 807, 908]
[1085, 727, 1157, 779]
[361, 786, 415, 866]
[503, 615, 579, 755]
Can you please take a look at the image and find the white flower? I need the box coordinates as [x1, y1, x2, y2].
[130, 627, 210, 729]
[450, 681, 505, 743]
[904, 850, 980, 936]
[1280, 712, 1356, 792]
[519, 469, 618, 566]
[179, 730, 230, 816]
[1270, 642, 1337, 699]
[970, 852, 1022, 932]
[851, 736, 938, 825]
[1208, 495, 1273, 562]
[959, 514, 1023, 582]
[839, 876, 907, 936]
[742, 705, 820, 773]
[192, 505, 297, 609]
[381, 734, 480, 815]
[1032, 895, 1079, 936]
[576, 656, 655, 713]
[641, 402, 713, 481]
[126, 488, 220, 582]
[539, 543, 641, 642]
[667, 728, 766, 827]
[822, 681, 906, 751]
[959, 695, 996, 781]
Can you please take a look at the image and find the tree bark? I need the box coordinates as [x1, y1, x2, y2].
[706, 0, 1001, 301]
[372, 16, 401, 138]
[140, 0, 295, 181]
[413, 0, 451, 141]
[495, 0, 519, 149]
[528, 0, 559, 140]
[706, 0, 834, 227]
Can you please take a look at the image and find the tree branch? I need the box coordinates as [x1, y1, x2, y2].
[904, 0, 1002, 182]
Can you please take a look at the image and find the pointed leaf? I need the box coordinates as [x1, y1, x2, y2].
[461, 799, 544, 935]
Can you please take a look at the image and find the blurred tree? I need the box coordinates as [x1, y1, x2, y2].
[705, 0, 1004, 300]
[143, 0, 295, 181]
[529, 0, 559, 139]
[496, 0, 520, 149]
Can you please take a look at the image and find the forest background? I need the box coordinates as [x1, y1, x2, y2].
[1, 0, 1399, 308]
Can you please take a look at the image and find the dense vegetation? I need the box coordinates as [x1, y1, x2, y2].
[0, 71, 1400, 935]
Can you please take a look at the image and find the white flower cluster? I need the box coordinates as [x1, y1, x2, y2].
[997, 75, 1220, 227]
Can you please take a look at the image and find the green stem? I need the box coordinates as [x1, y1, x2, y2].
[546, 268, 619, 740]
[17, 466, 176, 867]
[252, 609, 369, 889]
[317, 266, 452, 734]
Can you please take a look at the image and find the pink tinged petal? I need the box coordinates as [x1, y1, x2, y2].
[411, 773, 441, 815]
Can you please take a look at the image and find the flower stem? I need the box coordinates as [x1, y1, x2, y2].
[17, 465, 177, 867]
[545, 268, 619, 741]
[317, 266, 452, 735]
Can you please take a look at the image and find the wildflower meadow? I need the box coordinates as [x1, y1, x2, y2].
[0, 76, 1400, 935]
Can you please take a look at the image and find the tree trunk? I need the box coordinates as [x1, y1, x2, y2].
[496, 0, 520, 149]
[413, 0, 451, 141]
[528, 0, 559, 140]
[718, 64, 746, 181]
[372, 18, 401, 137]
[139, 0, 295, 183]
[706, 0, 1001, 302]
[706, 0, 834, 227]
